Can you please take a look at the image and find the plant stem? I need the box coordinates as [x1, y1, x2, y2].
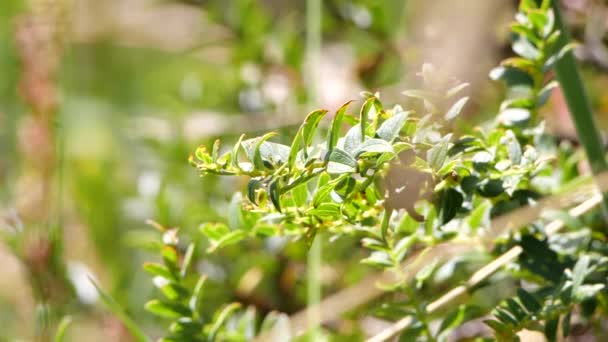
[305, 0, 322, 339]
[550, 0, 608, 216]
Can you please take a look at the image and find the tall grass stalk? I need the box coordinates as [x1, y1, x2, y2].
[550, 0, 608, 214]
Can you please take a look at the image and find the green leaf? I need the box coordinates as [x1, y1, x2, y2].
[54, 316, 73, 342]
[438, 305, 480, 339]
[208, 303, 242, 341]
[528, 10, 548, 35]
[89, 278, 149, 342]
[380, 209, 391, 241]
[207, 230, 247, 253]
[517, 288, 542, 313]
[259, 141, 291, 166]
[448, 135, 483, 156]
[309, 203, 341, 218]
[355, 138, 394, 157]
[211, 139, 220, 161]
[302, 109, 328, 144]
[253, 132, 279, 170]
[494, 307, 518, 325]
[489, 66, 534, 87]
[477, 179, 504, 197]
[505, 298, 527, 321]
[543, 9, 555, 37]
[504, 130, 522, 164]
[360, 97, 378, 141]
[361, 251, 393, 268]
[571, 255, 590, 298]
[446, 82, 469, 98]
[156, 282, 190, 301]
[291, 183, 309, 207]
[162, 246, 178, 267]
[498, 108, 531, 126]
[361, 238, 387, 251]
[538, 81, 558, 107]
[289, 109, 328, 168]
[484, 319, 511, 335]
[232, 134, 246, 170]
[468, 201, 490, 231]
[375, 151, 398, 166]
[344, 124, 362, 154]
[169, 318, 201, 335]
[501, 57, 538, 74]
[545, 317, 559, 341]
[438, 188, 463, 224]
[501, 97, 535, 110]
[574, 284, 605, 302]
[376, 112, 408, 142]
[445, 97, 469, 121]
[327, 148, 357, 174]
[143, 263, 176, 281]
[543, 43, 576, 72]
[247, 179, 262, 204]
[328, 101, 353, 152]
[473, 151, 493, 166]
[145, 299, 190, 319]
[397, 214, 419, 234]
[312, 174, 347, 207]
[195, 145, 212, 164]
[427, 134, 451, 170]
[393, 235, 417, 262]
[511, 23, 538, 44]
[269, 179, 282, 212]
[513, 36, 541, 60]
[199, 223, 230, 241]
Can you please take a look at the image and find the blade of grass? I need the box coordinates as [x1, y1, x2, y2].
[550, 0, 608, 215]
[54, 316, 73, 342]
[89, 277, 150, 342]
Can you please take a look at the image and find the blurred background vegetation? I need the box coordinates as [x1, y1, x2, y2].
[1, 0, 608, 340]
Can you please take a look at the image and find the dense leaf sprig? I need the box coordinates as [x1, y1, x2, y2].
[142, 223, 287, 341]
[189, 0, 565, 273]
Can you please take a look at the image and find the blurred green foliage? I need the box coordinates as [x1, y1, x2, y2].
[2, 0, 608, 341]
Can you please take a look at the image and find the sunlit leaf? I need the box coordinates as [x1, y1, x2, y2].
[328, 101, 353, 152]
[444, 97, 469, 121]
[289, 109, 328, 168]
[327, 148, 357, 174]
[376, 112, 408, 142]
[355, 138, 394, 157]
[145, 299, 190, 319]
